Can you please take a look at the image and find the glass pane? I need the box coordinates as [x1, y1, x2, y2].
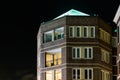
[91, 27, 94, 37]
[46, 71, 53, 80]
[85, 69, 88, 79]
[55, 70, 62, 80]
[77, 27, 80, 37]
[73, 69, 76, 79]
[89, 48, 92, 58]
[77, 48, 80, 58]
[73, 48, 76, 58]
[44, 31, 53, 43]
[89, 69, 92, 79]
[70, 27, 73, 37]
[77, 69, 80, 79]
[84, 48, 87, 58]
[55, 27, 64, 40]
[84, 27, 87, 37]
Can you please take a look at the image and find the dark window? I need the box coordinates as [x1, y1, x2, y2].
[85, 69, 88, 79]
[84, 27, 87, 37]
[89, 69, 92, 79]
[77, 69, 80, 79]
[77, 48, 80, 58]
[77, 27, 80, 37]
[91, 27, 95, 37]
[73, 48, 76, 58]
[89, 48, 92, 58]
[70, 27, 73, 37]
[73, 69, 76, 79]
[84, 48, 87, 58]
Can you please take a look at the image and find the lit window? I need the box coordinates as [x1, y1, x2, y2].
[55, 69, 62, 80]
[46, 71, 53, 80]
[44, 30, 54, 43]
[55, 27, 64, 40]
[45, 48, 62, 67]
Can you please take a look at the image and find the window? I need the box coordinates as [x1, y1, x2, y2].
[84, 27, 88, 37]
[72, 69, 80, 80]
[77, 27, 81, 37]
[101, 70, 110, 80]
[45, 48, 62, 67]
[72, 47, 81, 59]
[99, 28, 110, 44]
[84, 68, 93, 80]
[91, 27, 95, 37]
[44, 30, 54, 43]
[55, 69, 62, 80]
[69, 26, 74, 37]
[101, 49, 110, 63]
[72, 47, 93, 59]
[46, 69, 62, 80]
[112, 37, 117, 47]
[46, 71, 53, 80]
[84, 47, 93, 59]
[55, 27, 64, 40]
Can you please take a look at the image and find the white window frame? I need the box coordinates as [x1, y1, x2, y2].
[77, 26, 81, 37]
[84, 47, 93, 59]
[83, 26, 88, 37]
[72, 47, 81, 59]
[72, 68, 81, 80]
[69, 26, 74, 37]
[84, 68, 93, 80]
[91, 26, 95, 38]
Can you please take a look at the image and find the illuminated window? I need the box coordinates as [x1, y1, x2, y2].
[55, 69, 62, 80]
[55, 27, 64, 40]
[44, 30, 54, 43]
[45, 48, 62, 67]
[46, 69, 62, 80]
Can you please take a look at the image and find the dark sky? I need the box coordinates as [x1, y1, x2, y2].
[0, 0, 119, 78]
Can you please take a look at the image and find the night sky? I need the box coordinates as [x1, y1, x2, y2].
[0, 0, 119, 79]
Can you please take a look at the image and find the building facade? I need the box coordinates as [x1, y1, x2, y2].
[37, 9, 113, 80]
[113, 5, 120, 80]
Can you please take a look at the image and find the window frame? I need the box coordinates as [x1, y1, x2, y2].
[83, 26, 88, 37]
[84, 47, 93, 59]
[72, 47, 81, 59]
[69, 26, 74, 37]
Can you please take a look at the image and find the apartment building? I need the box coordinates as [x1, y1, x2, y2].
[113, 5, 120, 80]
[37, 9, 113, 80]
